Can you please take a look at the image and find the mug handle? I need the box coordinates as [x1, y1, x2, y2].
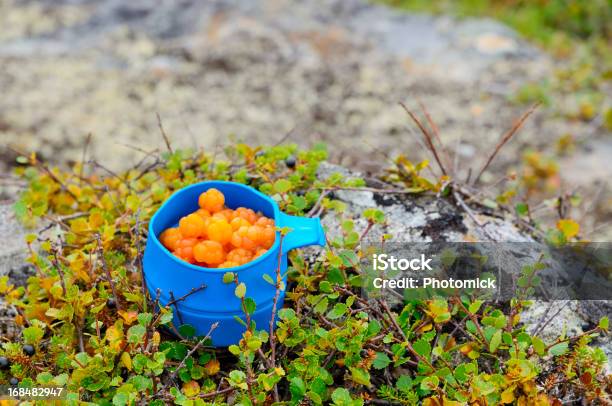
[277, 212, 326, 253]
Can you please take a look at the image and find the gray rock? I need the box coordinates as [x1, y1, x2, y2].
[0, 202, 27, 278]
[316, 163, 611, 367]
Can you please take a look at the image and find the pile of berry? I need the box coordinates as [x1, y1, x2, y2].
[159, 188, 275, 268]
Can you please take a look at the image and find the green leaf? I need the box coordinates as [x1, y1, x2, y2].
[137, 312, 153, 326]
[599, 316, 609, 331]
[372, 352, 391, 370]
[468, 300, 483, 314]
[489, 330, 502, 353]
[36, 372, 54, 384]
[350, 367, 371, 386]
[420, 375, 439, 391]
[129, 375, 153, 391]
[549, 342, 569, 356]
[363, 208, 385, 223]
[159, 309, 173, 325]
[412, 339, 431, 359]
[289, 376, 306, 400]
[233, 315, 247, 327]
[515, 202, 529, 216]
[338, 250, 359, 267]
[396, 375, 412, 392]
[273, 179, 292, 194]
[314, 296, 328, 314]
[223, 272, 235, 284]
[160, 342, 187, 360]
[326, 303, 347, 320]
[178, 324, 196, 338]
[22, 325, 44, 344]
[278, 308, 296, 321]
[262, 273, 274, 285]
[331, 387, 352, 406]
[235, 282, 246, 299]
[127, 324, 146, 344]
[112, 392, 128, 406]
[243, 298, 256, 315]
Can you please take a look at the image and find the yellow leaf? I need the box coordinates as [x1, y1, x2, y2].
[70, 218, 89, 234]
[68, 184, 81, 198]
[534, 394, 551, 406]
[556, 219, 579, 239]
[204, 359, 220, 376]
[121, 352, 132, 371]
[0, 277, 13, 294]
[501, 387, 515, 404]
[105, 321, 124, 352]
[182, 380, 200, 397]
[459, 343, 472, 355]
[151, 331, 160, 347]
[89, 211, 104, 229]
[119, 310, 138, 325]
[417, 323, 433, 333]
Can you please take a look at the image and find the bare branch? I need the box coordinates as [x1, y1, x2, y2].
[165, 284, 207, 307]
[154, 322, 219, 398]
[156, 113, 173, 154]
[400, 102, 448, 176]
[473, 103, 539, 185]
[418, 101, 452, 172]
[96, 234, 123, 311]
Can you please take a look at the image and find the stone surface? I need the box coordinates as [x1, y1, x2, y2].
[0, 202, 27, 277]
[521, 300, 612, 373]
[1, 0, 609, 238]
[317, 162, 530, 243]
[317, 162, 612, 367]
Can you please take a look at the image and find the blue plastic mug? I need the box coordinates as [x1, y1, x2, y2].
[143, 181, 325, 346]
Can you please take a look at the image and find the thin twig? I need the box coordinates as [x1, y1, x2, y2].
[199, 386, 235, 399]
[533, 301, 569, 337]
[452, 297, 488, 346]
[453, 190, 497, 241]
[156, 113, 173, 153]
[153, 322, 219, 398]
[473, 103, 539, 184]
[399, 102, 448, 176]
[50, 246, 67, 296]
[133, 208, 148, 312]
[418, 101, 452, 173]
[169, 291, 184, 325]
[88, 160, 132, 191]
[96, 234, 122, 311]
[378, 299, 436, 371]
[273, 126, 296, 146]
[78, 133, 92, 185]
[8, 146, 79, 200]
[268, 235, 285, 403]
[307, 189, 333, 217]
[77, 317, 85, 353]
[165, 284, 207, 307]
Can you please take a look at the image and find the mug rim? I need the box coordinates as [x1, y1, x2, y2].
[148, 180, 282, 274]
